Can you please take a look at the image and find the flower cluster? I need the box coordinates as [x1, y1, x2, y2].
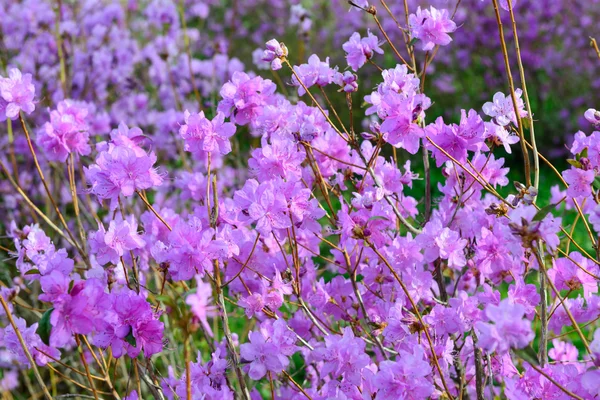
[1, 1, 600, 399]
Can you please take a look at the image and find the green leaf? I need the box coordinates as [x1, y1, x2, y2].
[368, 215, 389, 222]
[36, 308, 54, 346]
[155, 295, 172, 304]
[521, 117, 531, 130]
[24, 269, 40, 275]
[566, 159, 582, 169]
[125, 329, 137, 347]
[593, 176, 600, 190]
[409, 37, 418, 47]
[532, 203, 556, 222]
[513, 345, 539, 366]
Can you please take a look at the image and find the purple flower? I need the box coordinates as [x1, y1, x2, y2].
[262, 39, 288, 71]
[342, 31, 383, 71]
[180, 110, 236, 156]
[94, 289, 163, 358]
[154, 216, 228, 281]
[2, 316, 59, 367]
[85, 138, 163, 208]
[486, 122, 519, 153]
[291, 54, 337, 96]
[0, 68, 36, 119]
[333, 71, 358, 92]
[379, 92, 426, 154]
[89, 216, 145, 266]
[562, 167, 595, 199]
[239, 292, 265, 318]
[218, 72, 276, 126]
[186, 276, 217, 337]
[584, 108, 600, 128]
[548, 339, 578, 362]
[475, 299, 534, 354]
[375, 346, 434, 399]
[240, 320, 296, 380]
[435, 227, 467, 269]
[549, 252, 598, 298]
[409, 7, 457, 51]
[233, 179, 291, 235]
[482, 89, 528, 126]
[37, 100, 93, 162]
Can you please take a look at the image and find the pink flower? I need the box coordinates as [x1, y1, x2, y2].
[0, 68, 36, 119]
[240, 320, 296, 380]
[342, 31, 383, 71]
[186, 276, 217, 337]
[475, 299, 534, 354]
[37, 100, 92, 162]
[562, 167, 595, 199]
[89, 216, 145, 266]
[548, 339, 579, 362]
[435, 227, 467, 269]
[180, 110, 236, 155]
[409, 7, 457, 51]
[482, 89, 528, 126]
[379, 92, 426, 154]
[291, 54, 337, 96]
[262, 39, 288, 71]
[85, 141, 163, 208]
[549, 252, 598, 298]
[584, 108, 600, 127]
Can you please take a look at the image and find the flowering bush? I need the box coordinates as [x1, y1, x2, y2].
[1, 0, 600, 399]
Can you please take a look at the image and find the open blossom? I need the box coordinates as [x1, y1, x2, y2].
[180, 110, 236, 155]
[94, 289, 164, 358]
[562, 166, 595, 199]
[375, 347, 434, 399]
[486, 122, 519, 153]
[379, 91, 428, 154]
[85, 133, 163, 208]
[409, 7, 457, 51]
[333, 71, 358, 92]
[2, 316, 59, 367]
[549, 252, 598, 298]
[475, 299, 534, 354]
[233, 179, 291, 235]
[240, 320, 297, 379]
[37, 100, 92, 162]
[0, 68, 36, 119]
[218, 72, 276, 126]
[342, 31, 383, 71]
[435, 227, 467, 269]
[248, 134, 305, 181]
[153, 216, 229, 281]
[89, 216, 145, 265]
[291, 54, 337, 96]
[186, 275, 217, 336]
[483, 89, 528, 126]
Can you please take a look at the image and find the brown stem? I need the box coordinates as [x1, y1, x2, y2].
[368, 241, 454, 399]
[136, 191, 172, 231]
[18, 114, 88, 264]
[534, 251, 592, 355]
[472, 331, 485, 400]
[490, 0, 531, 187]
[75, 335, 99, 400]
[0, 295, 53, 400]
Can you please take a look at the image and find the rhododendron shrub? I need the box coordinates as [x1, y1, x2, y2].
[1, 1, 600, 399]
